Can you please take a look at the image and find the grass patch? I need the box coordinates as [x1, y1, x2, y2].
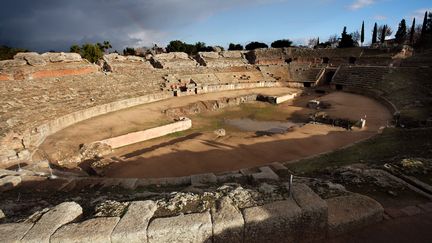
[287, 127, 432, 175]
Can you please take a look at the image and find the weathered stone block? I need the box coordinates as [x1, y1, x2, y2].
[251, 166, 279, 181]
[0, 59, 27, 68]
[291, 183, 328, 241]
[327, 194, 383, 237]
[191, 173, 217, 185]
[211, 197, 244, 243]
[148, 212, 212, 243]
[0, 223, 34, 243]
[14, 52, 46, 66]
[243, 199, 302, 243]
[111, 200, 157, 243]
[22, 202, 83, 243]
[51, 217, 120, 243]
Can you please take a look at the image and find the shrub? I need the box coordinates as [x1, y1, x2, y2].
[228, 43, 244, 50]
[271, 39, 293, 48]
[245, 42, 268, 50]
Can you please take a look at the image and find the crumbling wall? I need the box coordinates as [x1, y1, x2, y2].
[150, 52, 198, 69]
[103, 53, 153, 72]
[196, 51, 248, 67]
[0, 52, 99, 81]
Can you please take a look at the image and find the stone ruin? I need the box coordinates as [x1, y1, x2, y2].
[1, 45, 427, 242]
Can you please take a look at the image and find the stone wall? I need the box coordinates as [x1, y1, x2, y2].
[196, 51, 248, 68]
[100, 118, 192, 149]
[0, 181, 384, 242]
[103, 53, 153, 72]
[0, 52, 98, 81]
[151, 52, 198, 69]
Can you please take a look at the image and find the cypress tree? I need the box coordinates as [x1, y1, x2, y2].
[372, 23, 378, 44]
[395, 19, 407, 44]
[421, 11, 428, 41]
[380, 25, 387, 43]
[361, 21, 365, 46]
[409, 18, 416, 44]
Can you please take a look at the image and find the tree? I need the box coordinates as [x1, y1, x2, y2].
[372, 23, 378, 44]
[351, 30, 361, 44]
[123, 47, 136, 56]
[70, 44, 81, 54]
[361, 21, 365, 46]
[420, 11, 428, 42]
[97, 41, 112, 53]
[378, 25, 393, 43]
[271, 39, 293, 48]
[245, 41, 268, 50]
[395, 19, 407, 44]
[81, 44, 103, 63]
[419, 11, 432, 47]
[166, 40, 213, 55]
[307, 38, 318, 48]
[328, 34, 339, 45]
[0, 45, 28, 60]
[228, 43, 244, 50]
[338, 27, 355, 48]
[409, 18, 416, 44]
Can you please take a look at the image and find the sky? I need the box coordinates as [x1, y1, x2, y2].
[0, 0, 430, 52]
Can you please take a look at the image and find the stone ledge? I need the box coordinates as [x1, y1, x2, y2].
[0, 222, 34, 242]
[51, 217, 120, 243]
[211, 197, 244, 243]
[148, 211, 212, 243]
[111, 200, 157, 243]
[21, 201, 83, 243]
[243, 199, 302, 243]
[326, 193, 384, 237]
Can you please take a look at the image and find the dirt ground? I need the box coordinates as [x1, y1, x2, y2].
[40, 89, 392, 178]
[39, 87, 297, 161]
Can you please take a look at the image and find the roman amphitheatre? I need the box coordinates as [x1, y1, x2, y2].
[0, 44, 432, 242]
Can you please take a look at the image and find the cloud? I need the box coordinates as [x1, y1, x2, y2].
[348, 0, 375, 10]
[373, 15, 387, 20]
[0, 0, 283, 51]
[410, 8, 432, 20]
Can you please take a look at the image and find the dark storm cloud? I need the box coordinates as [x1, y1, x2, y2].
[0, 0, 281, 51]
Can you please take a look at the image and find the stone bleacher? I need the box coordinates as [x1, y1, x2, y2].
[331, 66, 390, 90]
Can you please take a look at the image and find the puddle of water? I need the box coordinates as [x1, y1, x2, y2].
[224, 118, 298, 135]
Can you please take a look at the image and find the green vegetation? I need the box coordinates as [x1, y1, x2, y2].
[123, 47, 136, 56]
[338, 27, 356, 48]
[80, 44, 103, 63]
[287, 128, 432, 175]
[395, 19, 407, 44]
[0, 45, 28, 60]
[372, 22, 378, 44]
[378, 24, 393, 43]
[271, 39, 293, 48]
[409, 18, 416, 44]
[70, 41, 111, 63]
[361, 21, 365, 46]
[166, 40, 214, 55]
[228, 43, 244, 50]
[245, 41, 268, 50]
[418, 11, 432, 48]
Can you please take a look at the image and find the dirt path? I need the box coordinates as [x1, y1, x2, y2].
[98, 91, 392, 178]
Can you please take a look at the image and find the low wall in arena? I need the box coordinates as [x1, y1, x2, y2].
[100, 118, 192, 149]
